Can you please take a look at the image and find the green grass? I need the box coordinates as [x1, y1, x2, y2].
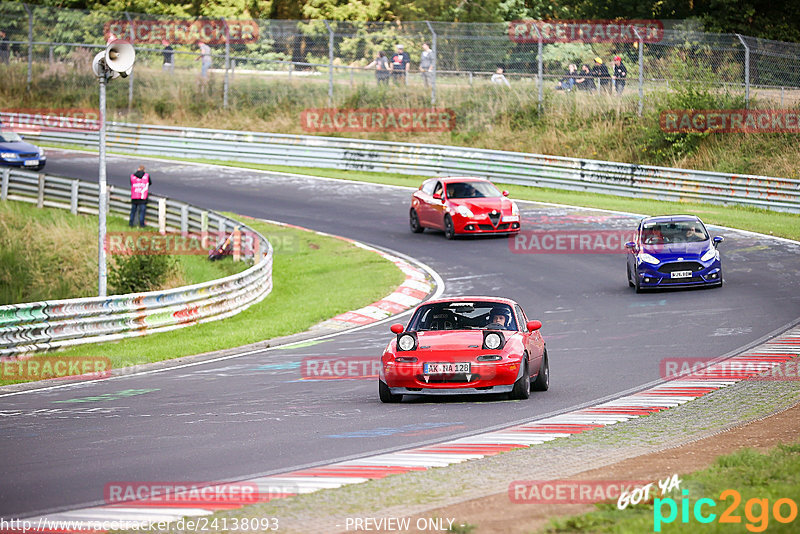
[0, 200, 244, 305]
[43, 148, 799, 242]
[7, 61, 800, 180]
[546, 439, 800, 533]
[0, 216, 405, 384]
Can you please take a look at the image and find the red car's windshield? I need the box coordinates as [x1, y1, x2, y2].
[408, 301, 518, 331]
[445, 181, 501, 199]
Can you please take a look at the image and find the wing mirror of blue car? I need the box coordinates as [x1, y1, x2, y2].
[502, 190, 509, 197]
[390, 323, 404, 334]
[625, 241, 636, 250]
[712, 236, 724, 247]
[526, 320, 542, 332]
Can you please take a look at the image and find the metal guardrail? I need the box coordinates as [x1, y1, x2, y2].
[11, 118, 800, 213]
[0, 167, 273, 357]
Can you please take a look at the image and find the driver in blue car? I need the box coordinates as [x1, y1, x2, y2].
[683, 224, 706, 242]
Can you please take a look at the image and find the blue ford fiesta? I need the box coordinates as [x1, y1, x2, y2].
[625, 215, 723, 292]
[0, 130, 46, 170]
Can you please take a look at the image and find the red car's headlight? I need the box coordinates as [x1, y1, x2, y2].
[397, 333, 417, 351]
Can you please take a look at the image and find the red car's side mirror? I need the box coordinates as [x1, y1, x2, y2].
[432, 192, 442, 200]
[502, 190, 509, 196]
[390, 323, 405, 334]
[526, 320, 542, 332]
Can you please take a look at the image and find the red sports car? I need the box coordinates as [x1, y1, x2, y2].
[409, 177, 521, 239]
[379, 297, 548, 403]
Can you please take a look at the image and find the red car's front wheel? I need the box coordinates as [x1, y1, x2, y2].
[379, 381, 402, 403]
[443, 215, 456, 240]
[409, 209, 424, 233]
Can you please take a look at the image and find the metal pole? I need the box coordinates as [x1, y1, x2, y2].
[530, 23, 543, 111]
[24, 3, 33, 88]
[98, 74, 108, 297]
[223, 17, 230, 109]
[425, 21, 437, 106]
[736, 34, 750, 108]
[124, 12, 134, 113]
[634, 28, 644, 117]
[323, 21, 334, 106]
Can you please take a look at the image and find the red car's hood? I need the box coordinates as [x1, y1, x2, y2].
[415, 330, 511, 350]
[449, 197, 512, 214]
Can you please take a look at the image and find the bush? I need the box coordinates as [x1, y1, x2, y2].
[109, 254, 178, 295]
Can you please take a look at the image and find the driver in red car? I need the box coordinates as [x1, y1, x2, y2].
[486, 307, 513, 330]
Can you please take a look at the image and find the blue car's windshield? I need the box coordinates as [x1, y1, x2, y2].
[446, 181, 501, 199]
[0, 132, 23, 143]
[643, 221, 709, 244]
[408, 301, 518, 331]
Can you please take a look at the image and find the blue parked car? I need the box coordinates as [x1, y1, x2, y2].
[0, 129, 46, 170]
[625, 215, 723, 292]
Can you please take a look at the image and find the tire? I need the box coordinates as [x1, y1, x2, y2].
[379, 380, 402, 403]
[634, 270, 644, 293]
[443, 215, 456, 240]
[510, 359, 530, 400]
[627, 263, 635, 288]
[532, 349, 549, 391]
[409, 209, 424, 233]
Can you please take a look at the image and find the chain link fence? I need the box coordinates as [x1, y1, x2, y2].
[2, 2, 800, 119]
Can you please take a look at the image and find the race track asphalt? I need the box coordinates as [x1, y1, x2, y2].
[1, 150, 798, 517]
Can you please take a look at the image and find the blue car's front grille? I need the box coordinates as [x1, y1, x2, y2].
[661, 276, 705, 284]
[18, 153, 38, 159]
[658, 261, 704, 273]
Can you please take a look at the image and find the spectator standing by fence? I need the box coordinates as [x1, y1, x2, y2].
[419, 42, 434, 88]
[129, 165, 151, 228]
[196, 41, 212, 87]
[162, 39, 174, 72]
[592, 57, 612, 93]
[366, 51, 390, 85]
[613, 55, 627, 95]
[0, 30, 10, 64]
[391, 44, 410, 86]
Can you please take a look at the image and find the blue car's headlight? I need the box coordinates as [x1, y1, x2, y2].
[39, 148, 46, 158]
[700, 248, 718, 262]
[1, 152, 17, 159]
[638, 252, 660, 265]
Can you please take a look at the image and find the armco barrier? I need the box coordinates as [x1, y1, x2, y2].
[0, 167, 273, 357]
[5, 116, 799, 213]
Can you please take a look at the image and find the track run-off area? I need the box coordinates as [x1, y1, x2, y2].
[1, 149, 799, 521]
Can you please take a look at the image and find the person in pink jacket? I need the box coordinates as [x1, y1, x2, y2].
[129, 164, 151, 227]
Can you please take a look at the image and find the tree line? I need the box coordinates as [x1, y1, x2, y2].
[15, 0, 800, 43]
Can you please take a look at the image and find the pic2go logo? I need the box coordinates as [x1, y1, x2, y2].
[653, 489, 798, 532]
